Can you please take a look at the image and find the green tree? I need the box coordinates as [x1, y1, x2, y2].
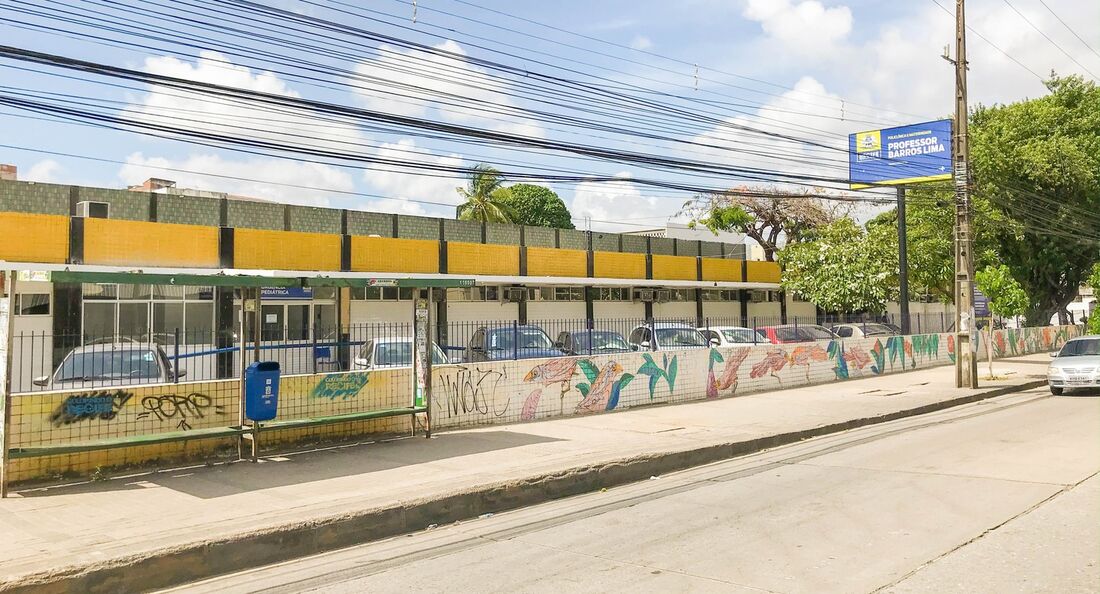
[455, 164, 516, 223]
[1088, 264, 1100, 334]
[778, 218, 897, 312]
[497, 183, 575, 229]
[975, 264, 1029, 318]
[970, 75, 1100, 325]
[686, 186, 848, 262]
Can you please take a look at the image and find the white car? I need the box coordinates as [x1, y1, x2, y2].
[830, 323, 900, 339]
[1047, 336, 1100, 395]
[629, 322, 712, 351]
[698, 326, 768, 346]
[34, 343, 184, 390]
[353, 337, 448, 370]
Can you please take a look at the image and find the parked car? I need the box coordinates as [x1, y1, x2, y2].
[698, 326, 768, 346]
[830, 323, 899, 339]
[555, 329, 636, 355]
[33, 343, 184, 390]
[353, 337, 448, 370]
[465, 325, 565, 362]
[1047, 336, 1100, 395]
[759, 324, 838, 344]
[628, 322, 712, 351]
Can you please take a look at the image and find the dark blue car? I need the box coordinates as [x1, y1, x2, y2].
[554, 329, 636, 356]
[465, 325, 566, 362]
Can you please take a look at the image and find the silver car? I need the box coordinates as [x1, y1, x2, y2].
[1047, 336, 1100, 395]
[34, 343, 183, 390]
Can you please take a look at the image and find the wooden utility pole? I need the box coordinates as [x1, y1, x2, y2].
[951, 0, 978, 388]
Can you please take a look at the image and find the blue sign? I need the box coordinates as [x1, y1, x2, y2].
[973, 287, 991, 318]
[849, 119, 952, 189]
[261, 287, 313, 300]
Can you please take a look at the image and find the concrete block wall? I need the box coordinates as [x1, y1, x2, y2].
[444, 219, 481, 243]
[621, 235, 649, 254]
[0, 181, 70, 215]
[156, 193, 221, 226]
[77, 187, 151, 221]
[557, 228, 587, 250]
[523, 225, 555, 247]
[227, 200, 284, 230]
[347, 211, 394, 237]
[287, 205, 342, 234]
[649, 237, 675, 255]
[486, 222, 520, 245]
[700, 241, 724, 257]
[676, 239, 700, 257]
[396, 214, 439, 240]
[591, 232, 619, 252]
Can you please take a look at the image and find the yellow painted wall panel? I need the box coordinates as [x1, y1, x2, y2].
[652, 254, 697, 281]
[701, 258, 743, 282]
[0, 213, 68, 263]
[746, 260, 781, 284]
[593, 251, 646, 279]
[351, 236, 438, 273]
[448, 242, 519, 275]
[84, 219, 219, 267]
[526, 247, 587, 278]
[235, 228, 341, 271]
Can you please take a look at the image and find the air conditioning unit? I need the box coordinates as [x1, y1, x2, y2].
[75, 201, 109, 219]
[655, 289, 672, 303]
[751, 290, 766, 303]
[633, 288, 656, 302]
[504, 287, 527, 302]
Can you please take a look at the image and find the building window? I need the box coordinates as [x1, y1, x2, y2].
[15, 293, 50, 315]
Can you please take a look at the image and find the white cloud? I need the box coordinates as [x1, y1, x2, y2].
[24, 159, 61, 183]
[124, 51, 366, 154]
[351, 40, 545, 139]
[630, 35, 654, 51]
[569, 173, 679, 232]
[118, 153, 355, 207]
[360, 138, 464, 217]
[743, 0, 853, 54]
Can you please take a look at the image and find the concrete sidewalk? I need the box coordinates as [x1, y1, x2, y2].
[0, 355, 1054, 593]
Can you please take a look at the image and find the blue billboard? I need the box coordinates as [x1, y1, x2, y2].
[849, 119, 952, 189]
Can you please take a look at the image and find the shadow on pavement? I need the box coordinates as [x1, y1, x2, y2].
[16, 430, 563, 500]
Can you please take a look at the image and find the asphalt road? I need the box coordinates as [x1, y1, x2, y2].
[167, 388, 1100, 594]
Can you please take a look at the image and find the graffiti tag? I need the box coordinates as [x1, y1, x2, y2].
[312, 372, 371, 400]
[436, 366, 510, 418]
[50, 390, 133, 426]
[136, 392, 224, 431]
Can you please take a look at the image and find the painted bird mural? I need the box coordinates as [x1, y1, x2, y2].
[575, 362, 624, 413]
[843, 346, 872, 371]
[788, 345, 829, 381]
[751, 349, 789, 381]
[715, 348, 752, 392]
[524, 358, 578, 385]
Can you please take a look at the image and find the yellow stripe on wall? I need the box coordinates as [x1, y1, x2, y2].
[84, 219, 219, 267]
[527, 247, 587, 278]
[235, 228, 341, 271]
[701, 258, 743, 282]
[593, 251, 646, 279]
[746, 260, 781, 284]
[448, 242, 519, 275]
[0, 212, 69, 264]
[652, 254, 697, 281]
[352, 236, 438, 273]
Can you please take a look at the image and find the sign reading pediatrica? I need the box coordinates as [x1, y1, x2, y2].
[849, 119, 953, 189]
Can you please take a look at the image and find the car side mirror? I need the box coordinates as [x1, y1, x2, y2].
[33, 375, 49, 387]
[709, 337, 721, 347]
[354, 357, 369, 367]
[1049, 352, 1058, 358]
[631, 344, 640, 351]
[174, 368, 187, 379]
[639, 341, 650, 349]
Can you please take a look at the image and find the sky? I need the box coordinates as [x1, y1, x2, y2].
[1, 0, 1098, 232]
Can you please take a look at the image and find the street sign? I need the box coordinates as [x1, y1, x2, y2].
[261, 287, 313, 300]
[849, 120, 953, 189]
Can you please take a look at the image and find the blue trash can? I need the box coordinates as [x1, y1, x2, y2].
[245, 361, 280, 422]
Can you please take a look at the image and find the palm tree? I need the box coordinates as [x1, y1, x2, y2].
[455, 164, 517, 223]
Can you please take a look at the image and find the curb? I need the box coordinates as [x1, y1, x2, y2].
[0, 379, 1047, 593]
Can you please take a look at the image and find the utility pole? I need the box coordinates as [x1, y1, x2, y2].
[897, 186, 910, 335]
[949, 0, 978, 388]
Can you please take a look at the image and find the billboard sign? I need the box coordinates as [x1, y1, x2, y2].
[849, 119, 952, 189]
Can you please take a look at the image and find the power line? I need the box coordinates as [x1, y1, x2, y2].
[1034, 0, 1100, 62]
[1001, 0, 1100, 80]
[927, 0, 1047, 82]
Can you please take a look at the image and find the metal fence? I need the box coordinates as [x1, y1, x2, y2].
[11, 313, 968, 393]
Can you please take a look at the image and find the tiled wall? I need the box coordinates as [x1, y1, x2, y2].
[0, 181, 69, 215]
[156, 193, 221, 226]
[227, 199, 284, 230]
[287, 205, 342, 234]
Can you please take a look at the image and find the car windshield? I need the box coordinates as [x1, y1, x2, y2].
[372, 342, 448, 366]
[1058, 339, 1100, 357]
[721, 329, 763, 343]
[800, 326, 836, 340]
[863, 324, 895, 336]
[773, 327, 810, 342]
[574, 332, 631, 352]
[55, 349, 160, 382]
[488, 328, 554, 351]
[655, 327, 708, 348]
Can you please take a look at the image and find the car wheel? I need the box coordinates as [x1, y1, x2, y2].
[1050, 386, 1064, 396]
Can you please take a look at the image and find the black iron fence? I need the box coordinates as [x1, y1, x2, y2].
[11, 312, 968, 393]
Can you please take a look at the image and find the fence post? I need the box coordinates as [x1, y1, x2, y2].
[173, 327, 180, 384]
[312, 322, 319, 375]
[512, 320, 518, 361]
[752, 316, 758, 345]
